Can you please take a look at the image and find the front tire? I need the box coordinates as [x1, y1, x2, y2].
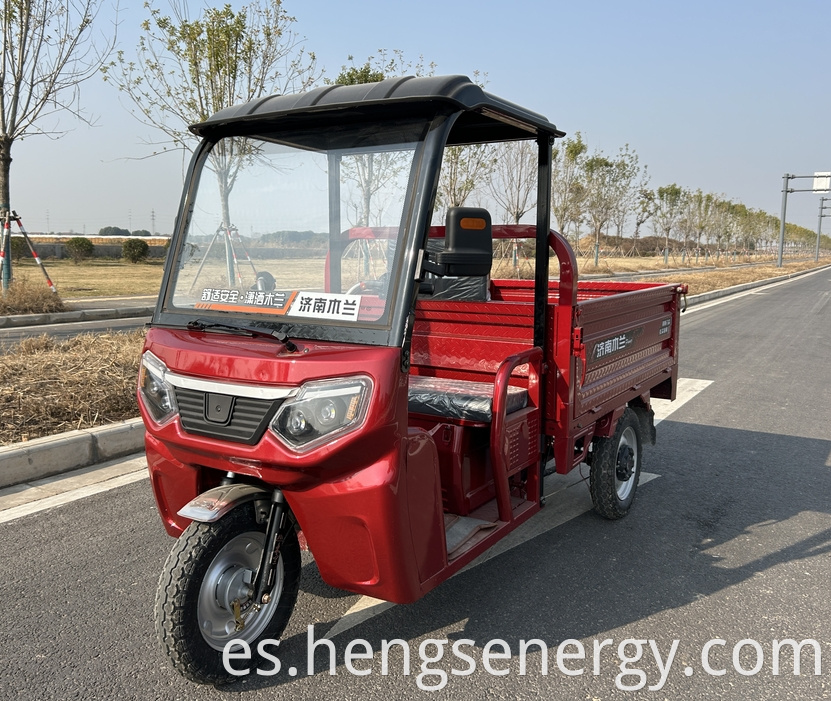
[589, 408, 643, 520]
[155, 504, 300, 684]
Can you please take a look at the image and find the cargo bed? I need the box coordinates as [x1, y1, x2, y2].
[411, 229, 686, 478]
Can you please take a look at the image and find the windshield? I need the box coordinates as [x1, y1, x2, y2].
[167, 124, 425, 339]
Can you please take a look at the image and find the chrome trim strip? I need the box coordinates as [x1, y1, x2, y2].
[165, 371, 298, 400]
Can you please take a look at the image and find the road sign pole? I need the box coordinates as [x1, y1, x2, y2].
[777, 173, 790, 268]
[816, 197, 824, 263]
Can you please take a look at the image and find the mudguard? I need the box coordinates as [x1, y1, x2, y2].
[177, 483, 270, 523]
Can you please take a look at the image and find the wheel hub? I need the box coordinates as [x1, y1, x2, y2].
[616, 445, 635, 481]
[215, 565, 254, 613]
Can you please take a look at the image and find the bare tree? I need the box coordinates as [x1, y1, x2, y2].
[550, 132, 587, 242]
[489, 140, 537, 225]
[709, 197, 731, 251]
[332, 51, 440, 229]
[102, 0, 319, 226]
[341, 151, 406, 227]
[630, 188, 656, 255]
[686, 189, 715, 251]
[435, 144, 497, 218]
[0, 0, 114, 213]
[608, 145, 645, 246]
[434, 71, 495, 220]
[582, 153, 617, 257]
[653, 184, 687, 257]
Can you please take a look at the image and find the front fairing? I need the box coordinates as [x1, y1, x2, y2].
[140, 326, 406, 488]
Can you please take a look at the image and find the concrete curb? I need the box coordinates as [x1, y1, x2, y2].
[0, 418, 146, 489]
[0, 305, 155, 328]
[1, 262, 829, 490]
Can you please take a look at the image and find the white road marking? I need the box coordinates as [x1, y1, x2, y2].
[325, 377, 713, 640]
[652, 378, 713, 425]
[0, 469, 147, 525]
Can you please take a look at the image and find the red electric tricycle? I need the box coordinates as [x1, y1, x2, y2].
[138, 75, 686, 683]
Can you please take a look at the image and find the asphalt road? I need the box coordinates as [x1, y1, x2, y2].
[1, 269, 830, 699]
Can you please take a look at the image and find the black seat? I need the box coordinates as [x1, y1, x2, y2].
[407, 375, 527, 423]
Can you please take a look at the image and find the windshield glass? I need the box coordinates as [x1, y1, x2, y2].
[168, 126, 424, 335]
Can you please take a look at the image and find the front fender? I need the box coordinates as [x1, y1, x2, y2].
[177, 483, 271, 523]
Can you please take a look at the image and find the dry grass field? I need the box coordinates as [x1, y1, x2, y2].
[1, 331, 144, 444]
[9, 258, 166, 298]
[7, 250, 824, 300]
[630, 260, 826, 295]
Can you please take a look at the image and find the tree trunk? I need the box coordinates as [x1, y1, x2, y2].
[1, 138, 13, 290]
[0, 137, 12, 211]
[217, 169, 235, 286]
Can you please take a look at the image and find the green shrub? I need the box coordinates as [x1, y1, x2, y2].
[122, 238, 150, 263]
[10, 237, 28, 261]
[65, 237, 94, 264]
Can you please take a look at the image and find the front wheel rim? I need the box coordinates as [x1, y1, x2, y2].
[197, 531, 284, 651]
[614, 426, 639, 502]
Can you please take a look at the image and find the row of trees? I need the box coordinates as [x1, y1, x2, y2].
[431, 131, 823, 255]
[97, 227, 156, 237]
[547, 136, 819, 253]
[331, 59, 823, 254]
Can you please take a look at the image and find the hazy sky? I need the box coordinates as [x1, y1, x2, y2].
[11, 0, 831, 236]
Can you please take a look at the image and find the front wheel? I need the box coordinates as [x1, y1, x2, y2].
[155, 504, 301, 684]
[589, 408, 643, 520]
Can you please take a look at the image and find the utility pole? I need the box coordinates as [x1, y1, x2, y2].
[816, 197, 831, 262]
[151, 209, 156, 236]
[777, 172, 830, 267]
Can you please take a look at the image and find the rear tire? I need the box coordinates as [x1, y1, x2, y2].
[589, 408, 642, 520]
[155, 504, 300, 684]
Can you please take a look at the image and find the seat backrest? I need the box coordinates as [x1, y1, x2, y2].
[420, 238, 489, 301]
[437, 207, 493, 277]
[410, 297, 534, 384]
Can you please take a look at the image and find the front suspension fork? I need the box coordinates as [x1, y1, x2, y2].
[253, 489, 287, 605]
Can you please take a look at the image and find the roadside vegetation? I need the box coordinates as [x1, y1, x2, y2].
[0, 279, 66, 315]
[1, 330, 143, 445]
[632, 260, 826, 296]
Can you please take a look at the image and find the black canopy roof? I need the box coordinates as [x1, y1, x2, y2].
[189, 75, 565, 144]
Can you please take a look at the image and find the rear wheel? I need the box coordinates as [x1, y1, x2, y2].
[589, 408, 642, 520]
[155, 504, 300, 684]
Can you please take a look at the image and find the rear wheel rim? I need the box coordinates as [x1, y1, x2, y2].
[614, 426, 639, 502]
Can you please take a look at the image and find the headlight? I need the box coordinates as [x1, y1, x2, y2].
[138, 351, 178, 425]
[270, 376, 372, 452]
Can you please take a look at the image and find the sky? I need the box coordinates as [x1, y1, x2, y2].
[10, 0, 831, 237]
